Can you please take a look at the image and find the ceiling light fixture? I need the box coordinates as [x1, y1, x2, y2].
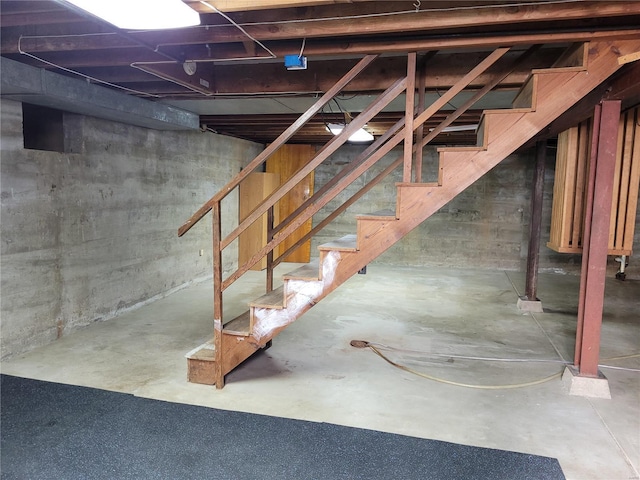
[326, 123, 375, 143]
[430, 124, 479, 133]
[63, 0, 201, 30]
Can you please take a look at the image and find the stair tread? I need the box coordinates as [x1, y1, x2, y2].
[223, 311, 251, 336]
[250, 285, 285, 309]
[482, 107, 532, 115]
[284, 260, 320, 281]
[318, 234, 357, 251]
[185, 339, 215, 360]
[437, 146, 485, 153]
[532, 65, 586, 74]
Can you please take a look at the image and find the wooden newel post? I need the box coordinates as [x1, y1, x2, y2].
[212, 201, 225, 388]
[266, 205, 275, 293]
[403, 52, 417, 183]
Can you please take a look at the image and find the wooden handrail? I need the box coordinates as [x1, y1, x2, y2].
[220, 77, 408, 288]
[412, 47, 510, 128]
[270, 116, 406, 238]
[181, 46, 520, 318]
[423, 46, 540, 145]
[274, 156, 405, 268]
[177, 54, 379, 238]
[221, 47, 513, 291]
[272, 45, 555, 264]
[403, 52, 417, 182]
[220, 76, 408, 251]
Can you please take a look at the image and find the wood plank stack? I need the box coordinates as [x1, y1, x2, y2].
[548, 106, 640, 255]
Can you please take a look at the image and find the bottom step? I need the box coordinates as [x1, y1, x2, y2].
[185, 340, 216, 385]
[185, 338, 273, 386]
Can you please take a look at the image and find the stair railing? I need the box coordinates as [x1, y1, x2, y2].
[179, 46, 524, 329]
[265, 46, 529, 274]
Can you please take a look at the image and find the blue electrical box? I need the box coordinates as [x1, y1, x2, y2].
[284, 55, 307, 70]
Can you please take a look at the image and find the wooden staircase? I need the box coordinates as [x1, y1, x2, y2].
[180, 39, 640, 389]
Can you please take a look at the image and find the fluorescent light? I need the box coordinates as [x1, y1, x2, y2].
[347, 128, 375, 143]
[64, 0, 201, 30]
[327, 123, 344, 135]
[326, 123, 374, 143]
[429, 124, 479, 133]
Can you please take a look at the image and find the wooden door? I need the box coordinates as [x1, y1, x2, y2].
[238, 172, 280, 270]
[266, 144, 316, 263]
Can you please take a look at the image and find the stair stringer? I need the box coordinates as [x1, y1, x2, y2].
[324, 40, 640, 286]
[202, 38, 640, 385]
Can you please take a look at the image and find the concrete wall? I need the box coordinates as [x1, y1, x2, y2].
[0, 99, 262, 358]
[311, 144, 640, 274]
[2, 97, 639, 358]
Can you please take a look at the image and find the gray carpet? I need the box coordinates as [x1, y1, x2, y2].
[1, 374, 565, 479]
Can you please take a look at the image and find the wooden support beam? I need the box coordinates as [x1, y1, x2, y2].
[181, 3, 640, 45]
[524, 141, 546, 301]
[198, 0, 370, 12]
[574, 100, 621, 377]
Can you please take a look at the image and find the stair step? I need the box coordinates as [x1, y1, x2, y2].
[512, 74, 536, 109]
[356, 209, 397, 221]
[283, 260, 320, 281]
[318, 234, 357, 252]
[250, 285, 285, 309]
[185, 339, 215, 359]
[481, 107, 533, 116]
[477, 114, 488, 147]
[223, 311, 251, 336]
[185, 339, 216, 385]
[550, 42, 587, 69]
[436, 145, 485, 153]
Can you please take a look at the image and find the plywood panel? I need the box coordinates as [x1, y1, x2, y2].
[548, 106, 639, 255]
[238, 172, 280, 270]
[267, 144, 316, 263]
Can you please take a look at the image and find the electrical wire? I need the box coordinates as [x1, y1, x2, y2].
[199, 1, 276, 59]
[17, 36, 159, 98]
[599, 365, 640, 373]
[352, 340, 640, 390]
[602, 353, 640, 361]
[360, 341, 563, 390]
[367, 341, 569, 364]
[299, 38, 307, 59]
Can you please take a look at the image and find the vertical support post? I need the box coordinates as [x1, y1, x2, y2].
[266, 205, 275, 293]
[574, 100, 621, 377]
[414, 56, 427, 183]
[403, 52, 417, 182]
[212, 201, 225, 389]
[524, 140, 547, 301]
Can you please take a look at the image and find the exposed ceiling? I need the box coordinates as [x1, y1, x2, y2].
[2, 0, 640, 144]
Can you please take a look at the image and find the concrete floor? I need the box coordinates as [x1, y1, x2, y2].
[2, 264, 638, 480]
